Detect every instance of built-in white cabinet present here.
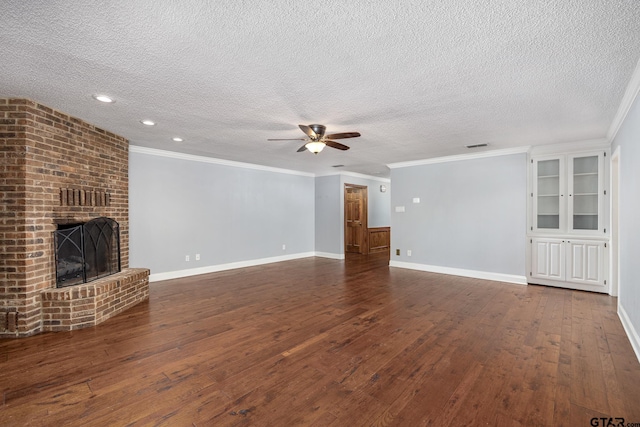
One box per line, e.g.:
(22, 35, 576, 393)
(532, 152, 605, 234)
(528, 148, 609, 293)
(531, 238, 606, 290)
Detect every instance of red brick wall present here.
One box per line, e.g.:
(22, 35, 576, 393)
(0, 99, 130, 336)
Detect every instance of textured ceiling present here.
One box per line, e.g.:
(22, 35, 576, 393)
(2, 1, 640, 177)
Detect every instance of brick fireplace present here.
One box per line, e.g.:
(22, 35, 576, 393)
(0, 99, 149, 337)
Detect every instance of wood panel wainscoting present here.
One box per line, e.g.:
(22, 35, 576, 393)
(368, 226, 390, 254)
(1, 253, 639, 426)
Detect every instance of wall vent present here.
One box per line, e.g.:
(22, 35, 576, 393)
(465, 143, 489, 149)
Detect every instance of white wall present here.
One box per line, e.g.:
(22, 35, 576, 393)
(389, 153, 527, 283)
(129, 148, 315, 279)
(611, 88, 640, 360)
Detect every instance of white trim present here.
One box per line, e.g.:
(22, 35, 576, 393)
(129, 145, 315, 177)
(618, 304, 640, 364)
(387, 146, 530, 169)
(389, 261, 528, 285)
(315, 171, 391, 183)
(608, 58, 640, 143)
(314, 252, 345, 260)
(610, 146, 621, 297)
(148, 252, 316, 282)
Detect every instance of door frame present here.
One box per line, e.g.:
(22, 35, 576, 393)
(611, 146, 620, 297)
(344, 183, 368, 255)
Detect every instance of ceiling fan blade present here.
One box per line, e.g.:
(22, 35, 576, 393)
(324, 140, 350, 151)
(299, 124, 318, 139)
(296, 144, 308, 152)
(324, 132, 361, 139)
(267, 138, 307, 141)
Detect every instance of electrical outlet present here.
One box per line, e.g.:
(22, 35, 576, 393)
(185, 255, 190, 262)
(195, 254, 200, 261)
(282, 244, 286, 250)
(407, 250, 412, 256)
(396, 249, 400, 256)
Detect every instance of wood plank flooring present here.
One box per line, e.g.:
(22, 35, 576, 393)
(1, 253, 640, 426)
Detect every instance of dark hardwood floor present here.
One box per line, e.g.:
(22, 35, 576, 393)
(1, 252, 639, 426)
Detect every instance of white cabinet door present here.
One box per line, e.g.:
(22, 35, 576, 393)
(531, 238, 565, 281)
(566, 240, 605, 286)
(532, 157, 565, 232)
(567, 153, 605, 234)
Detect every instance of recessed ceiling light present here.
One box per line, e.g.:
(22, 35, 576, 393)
(140, 120, 156, 126)
(172, 137, 183, 142)
(93, 94, 114, 103)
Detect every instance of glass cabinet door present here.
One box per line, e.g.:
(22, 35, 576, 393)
(570, 155, 601, 231)
(535, 158, 563, 230)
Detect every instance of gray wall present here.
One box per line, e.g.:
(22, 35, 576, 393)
(314, 175, 342, 255)
(390, 153, 527, 276)
(314, 174, 391, 256)
(612, 91, 640, 344)
(129, 150, 315, 274)
(340, 175, 391, 228)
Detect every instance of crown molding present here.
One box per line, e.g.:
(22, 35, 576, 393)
(528, 138, 609, 156)
(340, 171, 391, 183)
(608, 58, 640, 143)
(129, 145, 315, 177)
(387, 146, 530, 169)
(315, 171, 391, 183)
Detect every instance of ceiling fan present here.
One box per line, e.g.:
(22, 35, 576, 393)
(268, 124, 361, 154)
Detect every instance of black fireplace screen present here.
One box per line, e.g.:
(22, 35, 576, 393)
(55, 217, 121, 287)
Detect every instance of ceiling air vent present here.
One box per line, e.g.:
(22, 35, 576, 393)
(465, 143, 488, 149)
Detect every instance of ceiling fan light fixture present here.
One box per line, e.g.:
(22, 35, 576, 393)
(305, 141, 325, 154)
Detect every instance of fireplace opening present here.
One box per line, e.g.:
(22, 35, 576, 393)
(55, 217, 121, 288)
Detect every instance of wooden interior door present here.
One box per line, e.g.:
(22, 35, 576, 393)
(344, 184, 367, 254)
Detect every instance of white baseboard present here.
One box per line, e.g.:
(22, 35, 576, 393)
(148, 252, 316, 282)
(388, 261, 528, 285)
(314, 252, 345, 260)
(618, 303, 640, 364)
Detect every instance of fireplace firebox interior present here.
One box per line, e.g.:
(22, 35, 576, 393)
(55, 217, 121, 288)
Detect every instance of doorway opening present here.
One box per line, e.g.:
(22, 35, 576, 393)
(344, 184, 368, 255)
